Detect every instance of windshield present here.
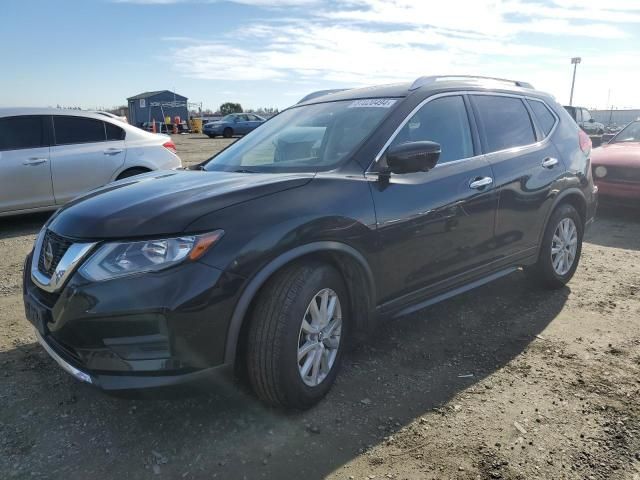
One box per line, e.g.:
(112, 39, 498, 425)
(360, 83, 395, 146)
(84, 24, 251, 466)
(611, 121, 640, 143)
(222, 115, 236, 122)
(204, 99, 397, 173)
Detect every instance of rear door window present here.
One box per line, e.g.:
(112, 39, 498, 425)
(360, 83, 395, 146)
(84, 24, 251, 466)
(0, 115, 47, 151)
(105, 122, 126, 141)
(527, 100, 557, 137)
(472, 95, 536, 153)
(390, 95, 474, 163)
(53, 116, 106, 145)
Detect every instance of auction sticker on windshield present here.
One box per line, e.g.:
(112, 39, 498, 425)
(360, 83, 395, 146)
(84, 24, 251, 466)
(348, 99, 397, 108)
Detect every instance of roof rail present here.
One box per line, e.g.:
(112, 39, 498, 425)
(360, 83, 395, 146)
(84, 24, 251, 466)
(297, 89, 351, 104)
(409, 75, 534, 91)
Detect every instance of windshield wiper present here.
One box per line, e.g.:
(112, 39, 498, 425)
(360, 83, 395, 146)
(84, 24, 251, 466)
(232, 169, 259, 173)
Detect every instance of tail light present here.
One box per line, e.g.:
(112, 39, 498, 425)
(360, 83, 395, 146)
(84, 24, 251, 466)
(162, 140, 177, 154)
(578, 129, 592, 156)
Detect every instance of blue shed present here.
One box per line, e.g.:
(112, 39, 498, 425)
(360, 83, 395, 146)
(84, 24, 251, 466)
(127, 90, 189, 127)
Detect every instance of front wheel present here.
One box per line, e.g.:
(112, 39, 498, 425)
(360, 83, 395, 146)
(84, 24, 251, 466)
(222, 127, 233, 138)
(527, 203, 583, 289)
(246, 262, 348, 409)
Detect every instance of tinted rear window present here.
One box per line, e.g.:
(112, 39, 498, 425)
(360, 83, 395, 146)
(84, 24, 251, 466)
(53, 116, 106, 145)
(0, 116, 47, 151)
(473, 96, 536, 153)
(528, 100, 556, 137)
(105, 122, 126, 141)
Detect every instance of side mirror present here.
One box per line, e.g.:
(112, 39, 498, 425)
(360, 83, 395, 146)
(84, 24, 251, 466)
(386, 141, 441, 174)
(588, 118, 595, 123)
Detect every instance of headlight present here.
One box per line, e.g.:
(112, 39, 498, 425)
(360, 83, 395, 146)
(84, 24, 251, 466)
(79, 230, 223, 282)
(594, 166, 607, 178)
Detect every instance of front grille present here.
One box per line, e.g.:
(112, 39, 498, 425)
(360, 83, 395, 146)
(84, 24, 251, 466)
(605, 166, 640, 183)
(38, 230, 73, 277)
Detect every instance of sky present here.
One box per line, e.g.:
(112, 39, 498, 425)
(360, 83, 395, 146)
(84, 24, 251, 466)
(2, 0, 640, 112)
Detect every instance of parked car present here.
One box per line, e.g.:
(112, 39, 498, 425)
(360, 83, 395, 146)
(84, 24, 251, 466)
(203, 113, 265, 138)
(563, 106, 605, 135)
(23, 76, 597, 409)
(591, 120, 640, 203)
(0, 108, 181, 217)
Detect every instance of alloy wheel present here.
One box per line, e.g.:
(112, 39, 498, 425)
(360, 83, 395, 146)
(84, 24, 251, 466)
(297, 288, 342, 387)
(551, 217, 578, 276)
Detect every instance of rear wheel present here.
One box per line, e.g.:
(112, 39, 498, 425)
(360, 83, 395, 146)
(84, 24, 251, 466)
(116, 167, 149, 180)
(527, 203, 583, 289)
(223, 127, 233, 138)
(246, 262, 348, 409)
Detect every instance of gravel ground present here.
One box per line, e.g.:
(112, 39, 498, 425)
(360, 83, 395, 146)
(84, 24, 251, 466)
(1, 135, 638, 479)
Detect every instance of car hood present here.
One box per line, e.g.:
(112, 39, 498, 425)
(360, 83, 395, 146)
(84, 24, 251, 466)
(48, 170, 314, 239)
(204, 121, 222, 127)
(591, 142, 640, 166)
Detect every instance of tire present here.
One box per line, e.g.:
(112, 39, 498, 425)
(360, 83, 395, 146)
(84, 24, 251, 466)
(116, 168, 149, 180)
(207, 134, 215, 138)
(246, 262, 348, 409)
(527, 203, 583, 289)
(222, 127, 233, 138)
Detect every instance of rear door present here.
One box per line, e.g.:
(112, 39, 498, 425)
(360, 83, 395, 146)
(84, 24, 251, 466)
(470, 94, 562, 261)
(0, 115, 54, 213)
(50, 115, 126, 204)
(247, 114, 263, 132)
(234, 114, 251, 134)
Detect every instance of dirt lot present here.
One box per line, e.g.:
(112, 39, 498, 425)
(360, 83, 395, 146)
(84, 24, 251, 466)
(1, 134, 639, 480)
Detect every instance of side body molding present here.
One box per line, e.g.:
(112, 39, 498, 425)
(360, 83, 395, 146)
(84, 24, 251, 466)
(223, 241, 376, 364)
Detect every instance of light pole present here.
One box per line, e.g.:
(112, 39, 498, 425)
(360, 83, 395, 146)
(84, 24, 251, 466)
(569, 57, 581, 106)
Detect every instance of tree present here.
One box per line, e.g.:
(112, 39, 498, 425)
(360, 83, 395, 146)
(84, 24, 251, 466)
(219, 102, 243, 115)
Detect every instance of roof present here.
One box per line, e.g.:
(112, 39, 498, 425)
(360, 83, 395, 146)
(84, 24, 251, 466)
(0, 107, 122, 120)
(127, 90, 187, 101)
(296, 75, 542, 106)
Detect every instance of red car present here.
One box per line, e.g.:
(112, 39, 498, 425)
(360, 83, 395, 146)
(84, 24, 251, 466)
(591, 120, 640, 204)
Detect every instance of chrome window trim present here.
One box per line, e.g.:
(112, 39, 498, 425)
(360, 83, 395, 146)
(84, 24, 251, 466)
(367, 90, 559, 174)
(31, 228, 96, 293)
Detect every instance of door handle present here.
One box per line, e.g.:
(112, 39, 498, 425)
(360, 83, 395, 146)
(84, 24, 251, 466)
(542, 157, 559, 169)
(469, 176, 493, 189)
(22, 157, 48, 166)
(104, 148, 123, 155)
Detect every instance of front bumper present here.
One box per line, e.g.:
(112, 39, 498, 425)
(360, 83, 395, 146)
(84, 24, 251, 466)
(23, 253, 244, 390)
(203, 126, 223, 135)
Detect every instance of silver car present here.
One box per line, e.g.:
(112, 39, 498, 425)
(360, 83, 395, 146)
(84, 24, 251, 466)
(0, 108, 182, 217)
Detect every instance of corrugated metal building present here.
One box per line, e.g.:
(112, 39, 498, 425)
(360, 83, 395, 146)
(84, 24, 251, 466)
(591, 109, 640, 127)
(127, 90, 188, 126)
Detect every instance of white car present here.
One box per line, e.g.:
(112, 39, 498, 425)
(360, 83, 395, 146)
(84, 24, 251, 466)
(0, 108, 182, 217)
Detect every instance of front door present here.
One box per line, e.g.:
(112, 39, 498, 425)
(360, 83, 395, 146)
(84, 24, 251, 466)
(0, 115, 54, 213)
(370, 94, 498, 306)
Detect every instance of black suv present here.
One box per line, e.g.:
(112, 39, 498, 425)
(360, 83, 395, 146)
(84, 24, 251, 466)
(24, 76, 598, 409)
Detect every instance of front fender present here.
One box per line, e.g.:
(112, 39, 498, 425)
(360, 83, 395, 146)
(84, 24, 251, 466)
(221, 241, 376, 364)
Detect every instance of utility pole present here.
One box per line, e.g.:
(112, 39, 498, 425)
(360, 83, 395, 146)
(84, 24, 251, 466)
(569, 57, 581, 106)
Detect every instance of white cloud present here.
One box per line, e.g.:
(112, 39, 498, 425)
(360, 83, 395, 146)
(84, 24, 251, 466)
(163, 0, 640, 107)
